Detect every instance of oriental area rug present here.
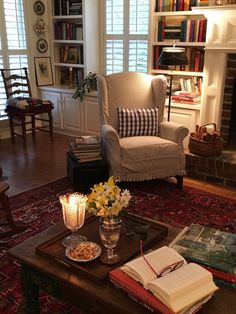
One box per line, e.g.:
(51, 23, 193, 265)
(0, 177, 235, 313)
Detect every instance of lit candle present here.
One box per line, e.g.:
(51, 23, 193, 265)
(60, 193, 87, 232)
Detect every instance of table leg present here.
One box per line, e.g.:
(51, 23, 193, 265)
(21, 264, 40, 314)
(21, 263, 63, 314)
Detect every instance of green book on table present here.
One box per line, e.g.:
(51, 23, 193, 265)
(169, 224, 236, 285)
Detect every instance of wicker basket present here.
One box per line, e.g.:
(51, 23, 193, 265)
(188, 123, 223, 157)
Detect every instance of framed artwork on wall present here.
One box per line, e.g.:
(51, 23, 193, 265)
(36, 38, 48, 53)
(34, 1, 45, 15)
(34, 57, 54, 86)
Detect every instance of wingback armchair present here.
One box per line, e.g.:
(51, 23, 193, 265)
(97, 72, 189, 188)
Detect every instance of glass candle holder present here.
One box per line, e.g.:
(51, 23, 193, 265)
(60, 192, 87, 247)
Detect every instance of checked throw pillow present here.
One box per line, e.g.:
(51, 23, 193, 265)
(117, 107, 159, 138)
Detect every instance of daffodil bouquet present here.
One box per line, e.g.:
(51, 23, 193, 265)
(86, 176, 131, 217)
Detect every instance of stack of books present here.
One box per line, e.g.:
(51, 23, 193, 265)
(171, 91, 201, 105)
(69, 135, 102, 163)
(110, 246, 219, 314)
(169, 224, 236, 288)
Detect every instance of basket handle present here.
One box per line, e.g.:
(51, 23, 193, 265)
(199, 123, 216, 132)
(195, 123, 217, 141)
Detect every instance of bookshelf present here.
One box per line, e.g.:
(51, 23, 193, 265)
(50, 0, 99, 87)
(149, 1, 208, 143)
(39, 0, 100, 137)
(52, 0, 84, 86)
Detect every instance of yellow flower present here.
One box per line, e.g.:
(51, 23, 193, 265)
(86, 176, 131, 217)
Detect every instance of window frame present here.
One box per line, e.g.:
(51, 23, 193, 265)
(0, 0, 29, 120)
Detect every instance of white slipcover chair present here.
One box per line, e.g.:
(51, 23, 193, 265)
(97, 72, 189, 188)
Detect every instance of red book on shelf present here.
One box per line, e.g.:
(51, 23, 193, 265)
(109, 268, 175, 314)
(194, 50, 201, 72)
(198, 20, 204, 42)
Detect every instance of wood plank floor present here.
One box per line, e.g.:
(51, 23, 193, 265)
(0, 132, 236, 199)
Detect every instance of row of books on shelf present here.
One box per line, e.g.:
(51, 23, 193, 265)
(109, 224, 236, 313)
(54, 22, 83, 40)
(54, 0, 82, 16)
(155, 0, 209, 12)
(59, 46, 83, 64)
(69, 136, 102, 162)
(178, 76, 202, 94)
(154, 46, 204, 72)
(157, 17, 207, 42)
(60, 67, 84, 86)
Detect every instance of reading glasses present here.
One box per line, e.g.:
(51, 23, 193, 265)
(159, 260, 184, 277)
(140, 240, 184, 277)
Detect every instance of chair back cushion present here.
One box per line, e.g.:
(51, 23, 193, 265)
(97, 72, 167, 131)
(117, 107, 159, 138)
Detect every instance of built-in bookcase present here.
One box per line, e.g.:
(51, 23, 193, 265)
(52, 0, 84, 87)
(150, 4, 207, 96)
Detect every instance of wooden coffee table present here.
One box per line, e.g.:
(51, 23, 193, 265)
(8, 217, 236, 314)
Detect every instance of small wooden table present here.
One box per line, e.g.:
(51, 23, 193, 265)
(8, 218, 235, 314)
(67, 151, 109, 193)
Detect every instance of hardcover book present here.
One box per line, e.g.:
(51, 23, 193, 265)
(169, 224, 236, 284)
(109, 246, 218, 314)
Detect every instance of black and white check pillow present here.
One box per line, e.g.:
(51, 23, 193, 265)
(117, 107, 159, 138)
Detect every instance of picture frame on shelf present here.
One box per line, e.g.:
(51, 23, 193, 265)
(64, 47, 78, 64)
(34, 57, 54, 86)
(34, 1, 45, 15)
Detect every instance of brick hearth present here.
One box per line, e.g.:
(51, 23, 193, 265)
(185, 150, 236, 188)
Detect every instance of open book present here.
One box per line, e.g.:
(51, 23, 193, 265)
(119, 246, 218, 313)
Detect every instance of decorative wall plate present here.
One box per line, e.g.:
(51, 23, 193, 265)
(34, 1, 45, 15)
(36, 38, 48, 53)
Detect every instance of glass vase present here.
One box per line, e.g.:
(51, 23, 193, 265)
(99, 216, 122, 265)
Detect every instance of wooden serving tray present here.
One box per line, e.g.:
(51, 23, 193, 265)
(36, 213, 168, 283)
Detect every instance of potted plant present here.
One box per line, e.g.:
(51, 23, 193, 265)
(73, 72, 97, 101)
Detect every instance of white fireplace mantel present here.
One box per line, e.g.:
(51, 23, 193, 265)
(192, 5, 236, 127)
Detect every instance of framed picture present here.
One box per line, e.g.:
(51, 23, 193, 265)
(36, 38, 48, 53)
(64, 47, 78, 64)
(34, 0, 45, 15)
(34, 57, 54, 86)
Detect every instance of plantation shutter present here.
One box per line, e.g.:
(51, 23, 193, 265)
(0, 0, 28, 120)
(103, 0, 149, 75)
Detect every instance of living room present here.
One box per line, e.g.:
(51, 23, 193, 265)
(0, 1, 236, 313)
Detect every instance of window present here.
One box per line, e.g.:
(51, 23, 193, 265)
(0, 0, 28, 119)
(103, 0, 149, 74)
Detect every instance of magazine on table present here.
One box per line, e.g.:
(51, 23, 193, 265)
(109, 246, 218, 314)
(169, 224, 236, 283)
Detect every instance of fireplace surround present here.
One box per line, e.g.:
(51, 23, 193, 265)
(186, 6, 236, 187)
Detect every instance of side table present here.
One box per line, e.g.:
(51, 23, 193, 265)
(67, 151, 109, 192)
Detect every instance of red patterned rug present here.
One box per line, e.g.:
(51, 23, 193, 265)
(0, 177, 235, 313)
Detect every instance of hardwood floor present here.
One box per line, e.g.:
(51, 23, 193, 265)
(0, 132, 74, 196)
(0, 132, 236, 199)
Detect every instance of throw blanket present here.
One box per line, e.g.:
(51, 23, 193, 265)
(7, 97, 43, 109)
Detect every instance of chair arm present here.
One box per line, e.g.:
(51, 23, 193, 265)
(159, 122, 189, 144)
(102, 125, 121, 172)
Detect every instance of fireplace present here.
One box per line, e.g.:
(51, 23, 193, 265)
(228, 76, 236, 147)
(221, 54, 236, 148)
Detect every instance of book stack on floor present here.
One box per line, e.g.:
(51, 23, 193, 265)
(109, 246, 218, 314)
(69, 135, 102, 163)
(169, 224, 236, 288)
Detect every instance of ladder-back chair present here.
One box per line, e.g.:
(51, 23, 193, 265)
(1, 67, 54, 147)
